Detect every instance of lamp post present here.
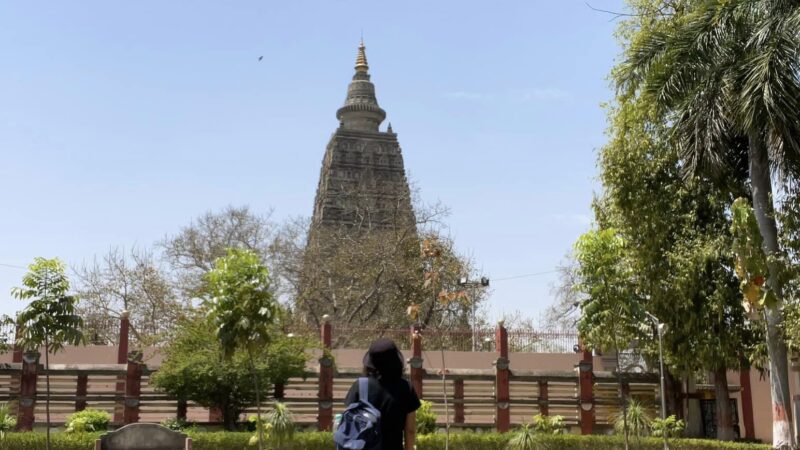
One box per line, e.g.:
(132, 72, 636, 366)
(457, 276, 490, 351)
(644, 311, 668, 450)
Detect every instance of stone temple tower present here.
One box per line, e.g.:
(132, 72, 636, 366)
(309, 41, 415, 236)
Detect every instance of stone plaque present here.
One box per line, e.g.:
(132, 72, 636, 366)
(98, 423, 188, 450)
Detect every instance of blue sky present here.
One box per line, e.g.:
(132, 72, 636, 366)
(0, 0, 627, 323)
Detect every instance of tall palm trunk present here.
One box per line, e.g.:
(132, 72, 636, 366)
(749, 135, 794, 449)
(713, 366, 734, 441)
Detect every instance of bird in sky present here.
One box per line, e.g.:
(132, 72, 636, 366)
(258, 56, 263, 61)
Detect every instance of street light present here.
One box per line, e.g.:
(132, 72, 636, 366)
(457, 276, 490, 351)
(644, 311, 668, 450)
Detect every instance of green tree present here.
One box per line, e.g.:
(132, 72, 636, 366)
(596, 88, 756, 440)
(151, 316, 309, 431)
(12, 258, 84, 450)
(618, 2, 800, 445)
(205, 248, 280, 450)
(574, 229, 640, 450)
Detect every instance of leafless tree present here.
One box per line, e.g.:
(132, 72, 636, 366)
(74, 247, 183, 345)
(159, 205, 278, 298)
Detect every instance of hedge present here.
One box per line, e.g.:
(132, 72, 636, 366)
(0, 431, 771, 450)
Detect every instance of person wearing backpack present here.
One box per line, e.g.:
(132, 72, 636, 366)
(337, 338, 421, 450)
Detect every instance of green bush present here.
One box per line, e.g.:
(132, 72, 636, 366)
(416, 400, 438, 434)
(0, 404, 17, 439)
(531, 414, 566, 435)
(611, 399, 652, 437)
(0, 431, 771, 450)
(160, 417, 195, 432)
(651, 415, 685, 438)
(64, 409, 110, 433)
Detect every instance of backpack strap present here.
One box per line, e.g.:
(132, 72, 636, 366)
(359, 377, 369, 404)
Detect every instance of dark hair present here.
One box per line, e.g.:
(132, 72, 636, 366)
(362, 339, 405, 380)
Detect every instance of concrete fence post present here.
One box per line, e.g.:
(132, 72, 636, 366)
(17, 351, 39, 431)
(494, 320, 510, 432)
(409, 325, 424, 398)
(577, 340, 594, 435)
(114, 311, 130, 423)
(75, 373, 88, 412)
(318, 315, 334, 431)
(123, 351, 143, 424)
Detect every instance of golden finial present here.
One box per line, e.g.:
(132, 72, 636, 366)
(355, 40, 369, 73)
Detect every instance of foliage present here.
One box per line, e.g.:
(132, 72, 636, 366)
(160, 417, 194, 431)
(206, 248, 280, 358)
(0, 431, 772, 450)
(531, 414, 566, 435)
(265, 402, 295, 449)
(12, 258, 85, 354)
(416, 400, 437, 435)
(0, 404, 16, 439)
(574, 229, 640, 354)
(731, 199, 778, 312)
(64, 410, 110, 434)
(247, 416, 272, 448)
(506, 423, 536, 450)
(617, 1, 800, 444)
(150, 315, 310, 430)
(205, 248, 281, 450)
(13, 257, 85, 450)
(612, 399, 652, 437)
(651, 415, 685, 439)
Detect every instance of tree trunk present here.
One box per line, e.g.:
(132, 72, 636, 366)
(713, 366, 735, 441)
(749, 134, 794, 449)
(615, 345, 630, 450)
(665, 369, 682, 419)
(222, 405, 238, 431)
(248, 351, 265, 450)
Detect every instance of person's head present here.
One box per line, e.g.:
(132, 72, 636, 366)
(363, 338, 405, 380)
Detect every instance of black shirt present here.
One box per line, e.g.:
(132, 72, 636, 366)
(344, 376, 421, 450)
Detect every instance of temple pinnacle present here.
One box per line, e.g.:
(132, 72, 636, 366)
(355, 40, 369, 73)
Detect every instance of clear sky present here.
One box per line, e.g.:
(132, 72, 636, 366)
(0, 0, 627, 324)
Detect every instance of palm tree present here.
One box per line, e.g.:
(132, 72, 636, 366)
(618, 1, 800, 448)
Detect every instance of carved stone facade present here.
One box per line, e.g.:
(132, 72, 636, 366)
(309, 42, 415, 237)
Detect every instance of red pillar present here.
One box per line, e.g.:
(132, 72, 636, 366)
(114, 311, 130, 423)
(123, 351, 142, 424)
(495, 320, 510, 432)
(17, 351, 39, 431)
(538, 381, 549, 416)
(577, 341, 594, 435)
(740, 368, 755, 440)
(75, 373, 88, 412)
(10, 326, 23, 418)
(409, 325, 424, 398)
(453, 378, 465, 424)
(318, 315, 334, 431)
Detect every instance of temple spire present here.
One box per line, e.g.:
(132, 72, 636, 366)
(336, 40, 386, 132)
(355, 39, 369, 73)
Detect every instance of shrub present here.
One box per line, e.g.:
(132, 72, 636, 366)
(0, 404, 16, 439)
(416, 400, 437, 434)
(611, 399, 652, 437)
(507, 423, 535, 450)
(0, 431, 772, 450)
(531, 414, 566, 435)
(160, 417, 195, 432)
(64, 409, 110, 433)
(651, 415, 685, 438)
(267, 402, 295, 449)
